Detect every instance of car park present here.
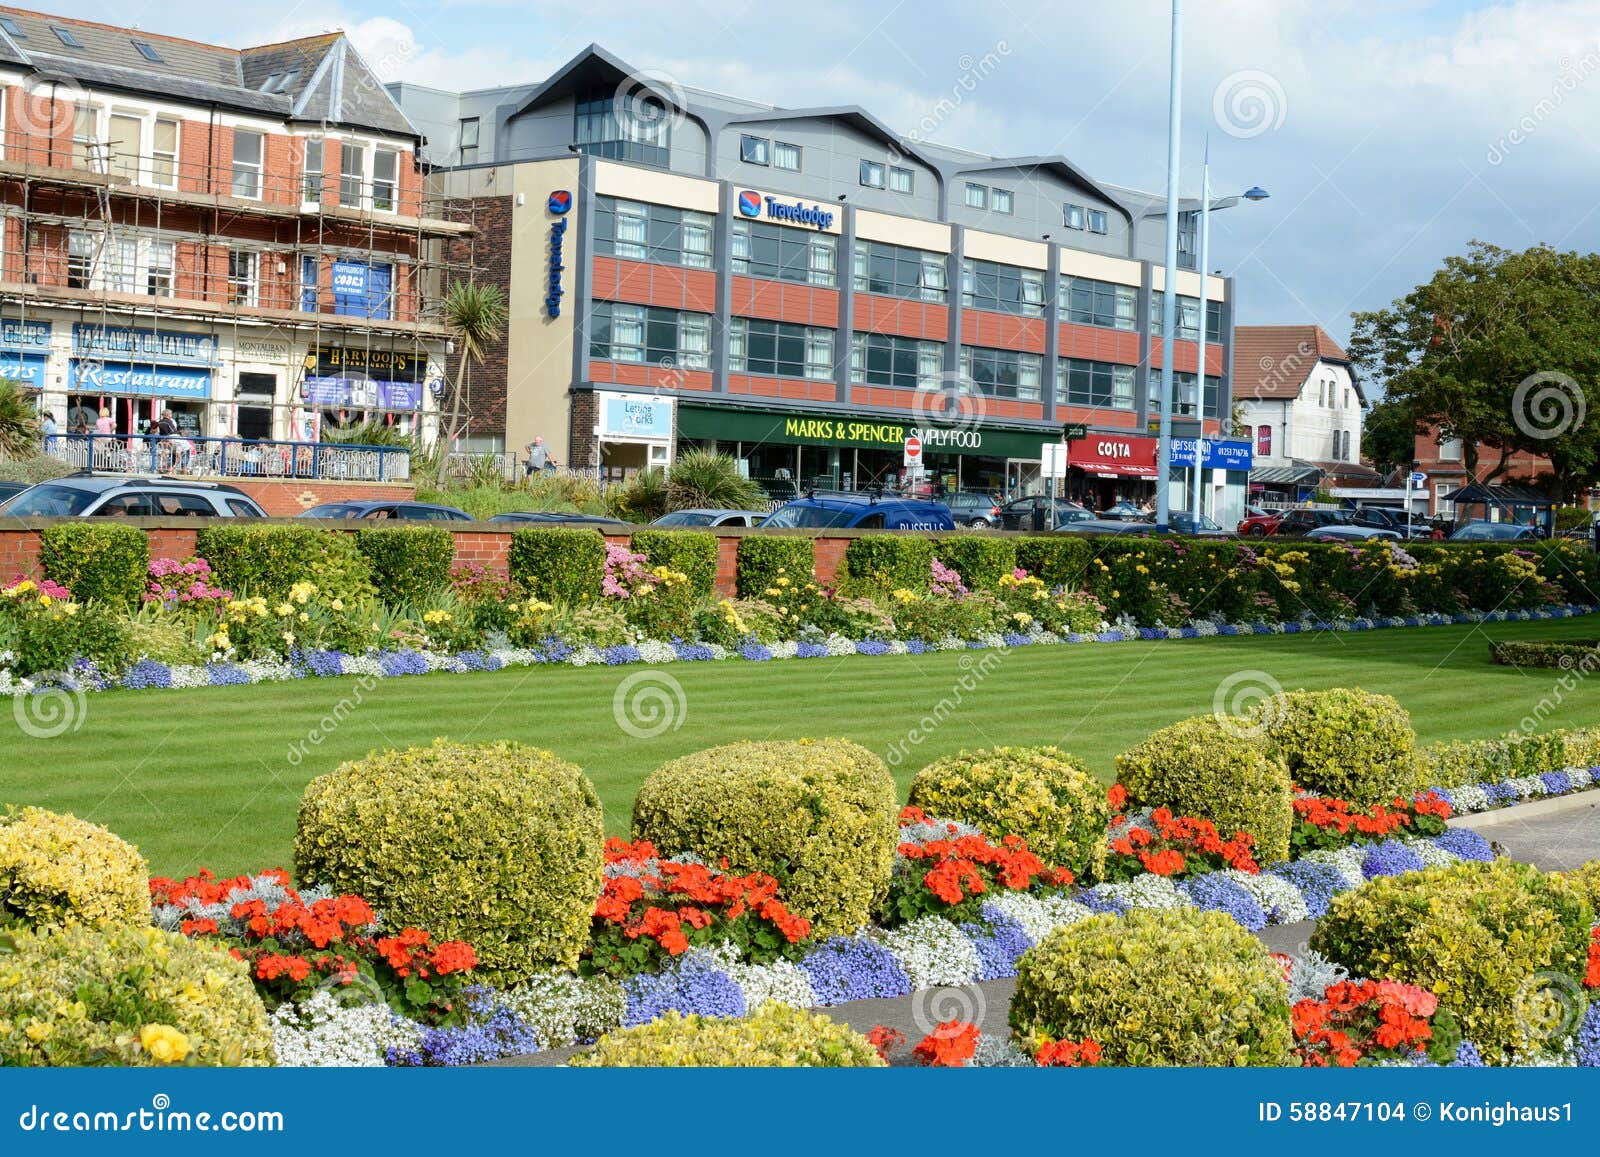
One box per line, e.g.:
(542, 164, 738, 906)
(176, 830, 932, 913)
(650, 509, 768, 528)
(299, 500, 473, 521)
(762, 491, 955, 531)
(0, 475, 266, 518)
(944, 491, 1003, 528)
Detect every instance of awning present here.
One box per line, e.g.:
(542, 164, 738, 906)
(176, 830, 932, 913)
(1068, 433, 1158, 478)
(1441, 482, 1555, 508)
(1251, 463, 1323, 487)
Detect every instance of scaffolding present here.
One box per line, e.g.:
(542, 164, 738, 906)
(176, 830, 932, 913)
(0, 125, 484, 442)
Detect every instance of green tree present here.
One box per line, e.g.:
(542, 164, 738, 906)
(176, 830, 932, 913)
(0, 379, 41, 456)
(1361, 396, 1421, 475)
(436, 281, 510, 487)
(1348, 242, 1600, 500)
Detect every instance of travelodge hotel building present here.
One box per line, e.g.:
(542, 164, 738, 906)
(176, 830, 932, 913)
(393, 46, 1252, 515)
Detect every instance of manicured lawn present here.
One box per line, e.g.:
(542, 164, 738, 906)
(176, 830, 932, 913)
(4, 616, 1598, 877)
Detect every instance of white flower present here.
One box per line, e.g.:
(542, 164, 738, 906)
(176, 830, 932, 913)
(1214, 868, 1309, 926)
(985, 891, 1092, 946)
(881, 916, 981, 989)
(271, 991, 420, 1067)
(1299, 846, 1367, 891)
(1091, 875, 1190, 911)
(495, 973, 626, 1049)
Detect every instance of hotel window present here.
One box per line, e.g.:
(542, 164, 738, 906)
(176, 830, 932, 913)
(574, 92, 670, 167)
(992, 188, 1014, 214)
(1438, 435, 1463, 462)
(965, 183, 988, 209)
(339, 142, 365, 207)
(66, 231, 97, 288)
(1063, 203, 1086, 230)
(740, 134, 770, 165)
(1058, 358, 1136, 410)
(888, 165, 914, 193)
(1146, 371, 1219, 418)
(145, 241, 174, 297)
(152, 118, 178, 188)
(774, 141, 801, 171)
(1153, 294, 1217, 341)
(589, 301, 712, 369)
(852, 239, 947, 303)
(1177, 210, 1199, 269)
(961, 258, 1045, 317)
(71, 105, 98, 170)
(859, 159, 885, 188)
(1087, 209, 1109, 234)
(962, 346, 1041, 402)
(228, 250, 259, 307)
(594, 196, 713, 268)
(1062, 276, 1136, 330)
(232, 130, 263, 199)
(851, 332, 943, 390)
(301, 138, 324, 204)
(732, 218, 835, 286)
(372, 149, 398, 212)
(458, 117, 479, 165)
(729, 318, 835, 379)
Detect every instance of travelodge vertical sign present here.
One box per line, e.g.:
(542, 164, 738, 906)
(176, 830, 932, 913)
(546, 189, 572, 318)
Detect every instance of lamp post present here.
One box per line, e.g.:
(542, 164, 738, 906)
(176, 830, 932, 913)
(1154, 0, 1184, 533)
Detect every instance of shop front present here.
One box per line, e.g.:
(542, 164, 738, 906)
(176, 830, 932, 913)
(67, 323, 215, 436)
(1173, 436, 1255, 527)
(0, 319, 51, 394)
(595, 391, 675, 477)
(676, 403, 1052, 500)
(302, 345, 435, 439)
(1065, 433, 1159, 511)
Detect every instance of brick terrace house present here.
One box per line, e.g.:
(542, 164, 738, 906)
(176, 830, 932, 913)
(0, 6, 463, 456)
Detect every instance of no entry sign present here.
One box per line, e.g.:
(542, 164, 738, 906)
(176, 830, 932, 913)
(903, 435, 923, 469)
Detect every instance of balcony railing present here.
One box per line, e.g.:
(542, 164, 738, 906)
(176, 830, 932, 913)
(43, 434, 410, 483)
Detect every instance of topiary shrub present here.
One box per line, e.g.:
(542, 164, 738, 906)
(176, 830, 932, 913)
(570, 1002, 884, 1067)
(1310, 859, 1594, 1060)
(933, 535, 1016, 592)
(1114, 715, 1294, 863)
(195, 525, 374, 603)
(842, 534, 935, 594)
(507, 527, 605, 604)
(37, 523, 148, 607)
(0, 923, 273, 1066)
(1010, 908, 1294, 1066)
(630, 529, 719, 599)
(736, 535, 815, 597)
(355, 526, 456, 606)
(0, 807, 149, 930)
(632, 739, 898, 938)
(295, 739, 605, 985)
(1015, 535, 1092, 591)
(1257, 688, 1421, 804)
(908, 746, 1109, 880)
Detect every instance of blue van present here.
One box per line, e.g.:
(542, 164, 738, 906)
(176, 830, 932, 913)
(762, 491, 955, 531)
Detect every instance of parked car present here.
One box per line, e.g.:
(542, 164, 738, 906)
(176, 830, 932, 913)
(1098, 500, 1147, 521)
(1449, 520, 1541, 542)
(487, 511, 628, 527)
(762, 492, 955, 531)
(944, 491, 1003, 528)
(0, 481, 31, 507)
(1, 475, 266, 518)
(1305, 524, 1402, 542)
(300, 500, 472, 521)
(1270, 508, 1352, 537)
(1135, 511, 1231, 537)
(997, 495, 1095, 531)
(1347, 506, 1427, 538)
(1237, 507, 1284, 537)
(650, 509, 767, 528)
(1055, 518, 1160, 537)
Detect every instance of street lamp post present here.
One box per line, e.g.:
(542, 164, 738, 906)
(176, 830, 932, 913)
(1155, 0, 1184, 533)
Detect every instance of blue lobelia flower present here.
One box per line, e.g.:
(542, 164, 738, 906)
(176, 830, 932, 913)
(1180, 873, 1268, 931)
(205, 662, 252, 686)
(854, 640, 891, 656)
(622, 954, 746, 1026)
(1266, 860, 1346, 920)
(800, 937, 911, 1005)
(1430, 828, 1494, 863)
(379, 649, 429, 677)
(119, 658, 173, 690)
(1360, 839, 1426, 879)
(601, 644, 641, 666)
(961, 906, 1034, 981)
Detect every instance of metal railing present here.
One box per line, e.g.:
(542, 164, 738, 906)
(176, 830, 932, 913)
(43, 433, 410, 482)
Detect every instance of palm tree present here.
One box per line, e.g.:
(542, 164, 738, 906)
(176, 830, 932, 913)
(436, 281, 509, 486)
(0, 379, 40, 457)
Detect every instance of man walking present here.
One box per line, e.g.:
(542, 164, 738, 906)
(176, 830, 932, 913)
(525, 435, 549, 477)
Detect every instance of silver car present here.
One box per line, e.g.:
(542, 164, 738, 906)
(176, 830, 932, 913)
(1, 475, 267, 518)
(650, 508, 768, 528)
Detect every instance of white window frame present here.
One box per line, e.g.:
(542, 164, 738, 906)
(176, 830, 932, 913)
(301, 137, 324, 206)
(152, 116, 178, 188)
(339, 141, 365, 208)
(965, 182, 988, 209)
(372, 148, 398, 213)
(991, 187, 1014, 214)
(145, 240, 174, 297)
(72, 104, 101, 172)
(227, 248, 259, 307)
(232, 129, 263, 200)
(105, 110, 142, 183)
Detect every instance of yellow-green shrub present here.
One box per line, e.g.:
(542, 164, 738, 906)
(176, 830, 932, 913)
(908, 746, 1108, 880)
(570, 1002, 884, 1067)
(1559, 859, 1600, 912)
(0, 923, 272, 1066)
(1310, 859, 1593, 1060)
(1113, 715, 1293, 863)
(1258, 688, 1421, 804)
(1010, 908, 1293, 1066)
(632, 739, 898, 937)
(0, 807, 149, 930)
(295, 739, 605, 985)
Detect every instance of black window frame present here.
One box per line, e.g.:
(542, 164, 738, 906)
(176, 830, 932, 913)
(739, 134, 770, 166)
(731, 217, 836, 286)
(962, 257, 1044, 317)
(962, 345, 1041, 402)
(593, 195, 714, 269)
(1061, 276, 1137, 330)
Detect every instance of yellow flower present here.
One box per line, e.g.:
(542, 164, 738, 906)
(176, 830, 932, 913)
(275, 602, 294, 618)
(37, 594, 51, 607)
(24, 1020, 51, 1043)
(139, 1024, 190, 1064)
(330, 598, 344, 612)
(298, 612, 310, 623)
(289, 581, 317, 605)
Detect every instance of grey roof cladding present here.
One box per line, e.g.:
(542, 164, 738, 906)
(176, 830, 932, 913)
(0, 7, 416, 137)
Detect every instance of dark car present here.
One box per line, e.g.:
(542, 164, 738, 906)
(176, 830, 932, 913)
(300, 500, 472, 521)
(1055, 518, 1160, 537)
(1, 475, 266, 518)
(1136, 511, 1230, 537)
(1270, 508, 1351, 537)
(1449, 520, 1541, 542)
(0, 480, 32, 506)
(764, 492, 954, 531)
(997, 496, 1095, 531)
(487, 511, 628, 527)
(1098, 500, 1147, 521)
(944, 491, 1002, 528)
(1349, 506, 1426, 538)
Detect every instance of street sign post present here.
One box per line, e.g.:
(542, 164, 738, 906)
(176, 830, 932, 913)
(903, 435, 922, 470)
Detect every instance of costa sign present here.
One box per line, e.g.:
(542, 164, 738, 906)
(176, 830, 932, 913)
(1068, 434, 1158, 478)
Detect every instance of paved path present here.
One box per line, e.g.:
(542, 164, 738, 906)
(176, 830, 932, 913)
(497, 795, 1599, 1066)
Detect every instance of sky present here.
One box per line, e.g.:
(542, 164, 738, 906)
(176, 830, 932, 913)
(38, 0, 1600, 350)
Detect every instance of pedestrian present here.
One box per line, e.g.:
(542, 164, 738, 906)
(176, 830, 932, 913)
(94, 407, 114, 435)
(157, 410, 177, 437)
(39, 411, 57, 439)
(524, 435, 548, 477)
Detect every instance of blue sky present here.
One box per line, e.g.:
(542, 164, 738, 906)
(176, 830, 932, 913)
(41, 0, 1600, 347)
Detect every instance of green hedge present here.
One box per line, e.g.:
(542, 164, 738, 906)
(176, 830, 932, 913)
(1014, 535, 1093, 590)
(1415, 727, 1600, 789)
(507, 527, 606, 604)
(933, 535, 1016, 591)
(842, 535, 934, 593)
(354, 526, 456, 607)
(630, 529, 719, 599)
(736, 536, 815, 598)
(194, 525, 374, 603)
(1489, 639, 1600, 670)
(38, 524, 148, 607)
